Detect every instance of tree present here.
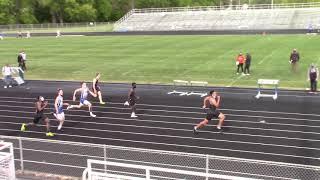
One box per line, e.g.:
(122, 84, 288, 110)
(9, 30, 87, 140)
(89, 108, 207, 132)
(95, 0, 112, 21)
(0, 0, 16, 24)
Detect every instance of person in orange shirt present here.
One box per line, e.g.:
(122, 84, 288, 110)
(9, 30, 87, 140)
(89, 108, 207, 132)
(236, 52, 245, 75)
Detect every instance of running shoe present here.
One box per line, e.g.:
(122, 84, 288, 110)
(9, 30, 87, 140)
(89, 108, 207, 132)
(46, 132, 55, 137)
(90, 112, 96, 117)
(66, 105, 72, 110)
(131, 113, 137, 118)
(193, 127, 198, 135)
(20, 123, 26, 132)
(100, 102, 106, 105)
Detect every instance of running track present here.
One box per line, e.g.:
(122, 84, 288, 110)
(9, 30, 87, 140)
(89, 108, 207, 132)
(0, 80, 320, 174)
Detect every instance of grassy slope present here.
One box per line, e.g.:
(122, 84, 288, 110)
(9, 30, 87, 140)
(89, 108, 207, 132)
(0, 35, 318, 89)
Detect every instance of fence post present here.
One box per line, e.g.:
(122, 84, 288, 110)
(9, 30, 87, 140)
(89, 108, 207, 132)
(146, 168, 150, 180)
(206, 154, 209, 180)
(19, 137, 24, 172)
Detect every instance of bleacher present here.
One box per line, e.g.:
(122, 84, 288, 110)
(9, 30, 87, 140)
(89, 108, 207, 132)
(114, 3, 320, 31)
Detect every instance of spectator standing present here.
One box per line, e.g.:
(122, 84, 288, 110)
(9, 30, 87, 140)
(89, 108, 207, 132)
(244, 53, 251, 75)
(236, 52, 245, 75)
(307, 64, 319, 93)
(290, 49, 300, 72)
(26, 31, 31, 38)
(18, 50, 27, 71)
(2, 64, 13, 88)
(56, 30, 61, 38)
(17, 31, 22, 38)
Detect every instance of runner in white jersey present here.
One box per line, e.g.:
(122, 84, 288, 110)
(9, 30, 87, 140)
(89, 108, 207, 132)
(52, 89, 69, 131)
(67, 82, 96, 117)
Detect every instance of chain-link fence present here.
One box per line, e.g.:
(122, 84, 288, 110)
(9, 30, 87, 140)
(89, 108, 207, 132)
(0, 135, 319, 179)
(0, 22, 114, 33)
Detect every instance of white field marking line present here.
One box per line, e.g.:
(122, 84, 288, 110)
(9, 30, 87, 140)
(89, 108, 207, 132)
(3, 113, 320, 143)
(4, 116, 320, 150)
(3, 107, 320, 136)
(1, 99, 320, 124)
(3, 128, 320, 161)
(227, 74, 244, 87)
(258, 50, 277, 65)
(1, 96, 320, 117)
(3, 103, 320, 129)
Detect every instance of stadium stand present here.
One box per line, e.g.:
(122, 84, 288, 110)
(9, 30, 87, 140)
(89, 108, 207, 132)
(114, 3, 320, 31)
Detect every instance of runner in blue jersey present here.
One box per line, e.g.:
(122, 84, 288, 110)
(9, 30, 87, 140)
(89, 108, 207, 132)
(53, 89, 69, 131)
(67, 82, 96, 117)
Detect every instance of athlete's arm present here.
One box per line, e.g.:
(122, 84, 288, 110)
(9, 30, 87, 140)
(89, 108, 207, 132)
(92, 78, 96, 92)
(216, 96, 221, 107)
(54, 97, 59, 114)
(73, 88, 81, 101)
(128, 89, 132, 101)
(209, 97, 220, 108)
(36, 101, 47, 111)
(203, 97, 208, 108)
(88, 89, 95, 97)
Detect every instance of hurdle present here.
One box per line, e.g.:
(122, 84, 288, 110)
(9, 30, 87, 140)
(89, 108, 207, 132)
(187, 81, 208, 97)
(255, 79, 279, 100)
(167, 80, 189, 96)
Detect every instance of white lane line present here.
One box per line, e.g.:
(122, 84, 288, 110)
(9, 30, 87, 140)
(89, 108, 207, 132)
(0, 95, 319, 117)
(1, 99, 320, 125)
(7, 120, 320, 152)
(2, 103, 320, 129)
(3, 107, 320, 136)
(2, 113, 320, 143)
(258, 50, 276, 65)
(1, 128, 319, 161)
(3, 118, 320, 151)
(227, 74, 245, 87)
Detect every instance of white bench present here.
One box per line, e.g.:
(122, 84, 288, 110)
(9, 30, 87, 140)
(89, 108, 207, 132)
(255, 79, 279, 100)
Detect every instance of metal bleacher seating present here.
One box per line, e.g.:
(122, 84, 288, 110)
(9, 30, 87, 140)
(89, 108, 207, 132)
(114, 2, 320, 31)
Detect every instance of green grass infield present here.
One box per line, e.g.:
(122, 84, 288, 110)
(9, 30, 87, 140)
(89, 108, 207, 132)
(0, 35, 318, 89)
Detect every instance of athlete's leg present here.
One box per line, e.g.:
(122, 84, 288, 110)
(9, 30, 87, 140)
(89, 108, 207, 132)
(85, 101, 96, 117)
(56, 113, 65, 130)
(217, 113, 225, 130)
(98, 91, 105, 104)
(195, 119, 209, 129)
(130, 104, 137, 118)
(44, 117, 50, 132)
(68, 103, 83, 109)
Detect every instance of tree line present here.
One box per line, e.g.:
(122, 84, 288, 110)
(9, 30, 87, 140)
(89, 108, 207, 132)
(0, 0, 316, 25)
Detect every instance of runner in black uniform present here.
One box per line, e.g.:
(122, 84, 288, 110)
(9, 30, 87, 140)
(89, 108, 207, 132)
(20, 96, 55, 137)
(92, 73, 105, 104)
(124, 82, 138, 118)
(193, 90, 225, 134)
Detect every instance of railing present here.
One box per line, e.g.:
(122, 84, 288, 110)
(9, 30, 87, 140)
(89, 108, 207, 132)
(132, 2, 320, 14)
(0, 135, 319, 179)
(0, 22, 114, 33)
(83, 159, 259, 180)
(115, 9, 135, 25)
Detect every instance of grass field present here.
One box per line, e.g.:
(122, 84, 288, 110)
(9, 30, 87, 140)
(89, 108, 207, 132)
(0, 35, 319, 89)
